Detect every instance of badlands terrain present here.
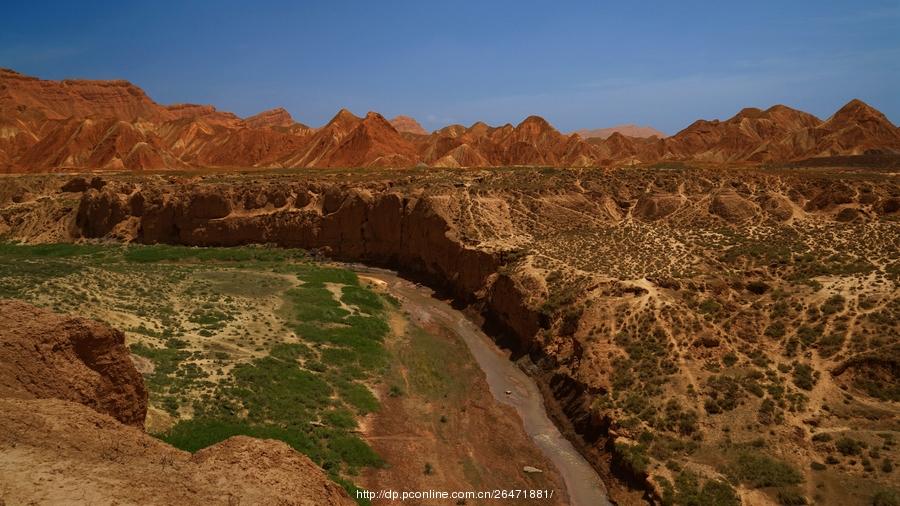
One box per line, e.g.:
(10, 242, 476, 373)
(1, 164, 898, 506)
(2, 68, 900, 172)
(0, 67, 899, 506)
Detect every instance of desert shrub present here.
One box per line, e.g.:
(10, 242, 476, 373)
(672, 471, 740, 506)
(758, 397, 782, 425)
(777, 488, 808, 505)
(797, 325, 824, 347)
(699, 299, 722, 315)
(705, 375, 742, 414)
(817, 332, 845, 358)
(821, 294, 846, 315)
(872, 489, 900, 506)
(746, 281, 770, 295)
(765, 321, 786, 339)
(792, 363, 817, 391)
(836, 437, 864, 456)
(727, 451, 803, 488)
(615, 442, 650, 475)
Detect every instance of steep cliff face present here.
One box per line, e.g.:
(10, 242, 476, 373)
(76, 180, 500, 302)
(0, 299, 148, 426)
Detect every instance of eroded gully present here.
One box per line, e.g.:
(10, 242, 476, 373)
(353, 266, 610, 506)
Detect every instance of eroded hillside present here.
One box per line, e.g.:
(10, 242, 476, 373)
(1, 166, 898, 505)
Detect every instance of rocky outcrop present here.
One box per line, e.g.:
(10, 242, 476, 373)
(633, 192, 685, 221)
(0, 398, 354, 505)
(0, 299, 148, 426)
(0, 300, 355, 505)
(709, 189, 759, 222)
(389, 115, 428, 135)
(77, 182, 499, 301)
(243, 107, 297, 129)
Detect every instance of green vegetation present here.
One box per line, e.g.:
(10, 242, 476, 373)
(615, 442, 650, 475)
(872, 489, 900, 506)
(726, 451, 803, 488)
(836, 437, 865, 456)
(0, 242, 391, 502)
(658, 471, 740, 506)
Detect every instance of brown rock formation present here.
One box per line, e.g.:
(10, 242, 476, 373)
(573, 123, 665, 139)
(663, 105, 822, 162)
(0, 299, 354, 505)
(709, 189, 759, 222)
(3, 168, 899, 505)
(2, 68, 899, 171)
(0, 299, 147, 426)
(243, 107, 298, 129)
(0, 398, 353, 505)
(389, 114, 428, 135)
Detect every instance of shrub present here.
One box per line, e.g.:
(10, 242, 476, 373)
(872, 489, 900, 506)
(746, 281, 770, 295)
(615, 442, 650, 475)
(821, 294, 846, 315)
(765, 321, 786, 339)
(792, 363, 816, 391)
(777, 488, 808, 505)
(672, 471, 739, 506)
(836, 437, 864, 456)
(727, 452, 803, 488)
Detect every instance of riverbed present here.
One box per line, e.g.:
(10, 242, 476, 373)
(355, 267, 609, 506)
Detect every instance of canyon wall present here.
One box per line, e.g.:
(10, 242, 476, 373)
(6, 168, 899, 504)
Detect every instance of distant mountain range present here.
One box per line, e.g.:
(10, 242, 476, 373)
(572, 124, 666, 139)
(2, 68, 899, 172)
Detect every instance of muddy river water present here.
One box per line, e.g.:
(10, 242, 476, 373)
(354, 266, 610, 506)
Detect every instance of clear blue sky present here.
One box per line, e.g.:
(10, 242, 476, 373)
(2, 1, 898, 134)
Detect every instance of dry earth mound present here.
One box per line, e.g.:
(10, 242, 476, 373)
(0, 298, 147, 426)
(0, 398, 353, 505)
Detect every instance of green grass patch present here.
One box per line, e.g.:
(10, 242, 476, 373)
(726, 451, 803, 488)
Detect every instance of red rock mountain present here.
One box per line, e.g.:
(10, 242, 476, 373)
(389, 115, 428, 135)
(2, 68, 899, 171)
(573, 124, 665, 139)
(243, 107, 298, 129)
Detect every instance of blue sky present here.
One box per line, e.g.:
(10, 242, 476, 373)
(2, 1, 898, 134)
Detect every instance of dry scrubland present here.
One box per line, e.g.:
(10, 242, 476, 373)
(0, 244, 394, 499)
(0, 243, 564, 505)
(0, 164, 898, 505)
